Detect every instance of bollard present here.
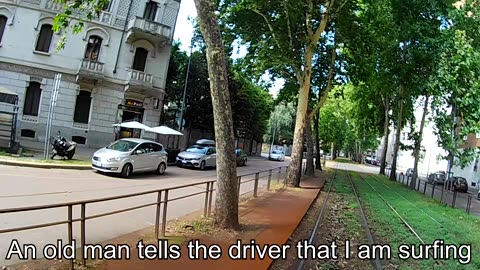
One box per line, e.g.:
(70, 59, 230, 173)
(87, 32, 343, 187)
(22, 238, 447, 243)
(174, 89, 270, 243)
(417, 179, 421, 191)
(431, 184, 435, 198)
(277, 167, 282, 183)
(423, 181, 427, 194)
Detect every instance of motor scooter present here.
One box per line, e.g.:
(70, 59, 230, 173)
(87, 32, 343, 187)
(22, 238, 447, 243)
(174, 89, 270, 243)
(50, 131, 77, 159)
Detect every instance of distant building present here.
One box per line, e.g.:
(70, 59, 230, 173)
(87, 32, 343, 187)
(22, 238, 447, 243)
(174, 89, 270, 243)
(376, 99, 448, 177)
(376, 98, 480, 188)
(0, 0, 180, 149)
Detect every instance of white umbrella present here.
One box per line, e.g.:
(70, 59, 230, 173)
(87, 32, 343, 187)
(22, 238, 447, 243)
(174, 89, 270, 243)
(146, 126, 183, 135)
(113, 121, 150, 130)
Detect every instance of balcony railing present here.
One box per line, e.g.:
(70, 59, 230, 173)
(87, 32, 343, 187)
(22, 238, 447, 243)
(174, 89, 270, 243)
(79, 59, 104, 74)
(127, 17, 172, 40)
(43, 1, 111, 25)
(44, 0, 63, 12)
(94, 11, 112, 24)
(128, 69, 153, 84)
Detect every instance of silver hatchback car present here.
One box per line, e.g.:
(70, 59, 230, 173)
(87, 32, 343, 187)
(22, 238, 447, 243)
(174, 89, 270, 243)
(92, 138, 168, 178)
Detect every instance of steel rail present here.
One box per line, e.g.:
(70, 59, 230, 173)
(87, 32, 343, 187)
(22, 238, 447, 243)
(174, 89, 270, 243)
(345, 169, 384, 270)
(296, 165, 339, 270)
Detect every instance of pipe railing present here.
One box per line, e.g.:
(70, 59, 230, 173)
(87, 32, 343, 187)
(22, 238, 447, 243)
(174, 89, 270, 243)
(0, 165, 290, 269)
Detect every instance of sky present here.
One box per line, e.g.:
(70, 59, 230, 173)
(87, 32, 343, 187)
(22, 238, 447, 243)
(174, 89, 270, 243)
(172, 0, 285, 98)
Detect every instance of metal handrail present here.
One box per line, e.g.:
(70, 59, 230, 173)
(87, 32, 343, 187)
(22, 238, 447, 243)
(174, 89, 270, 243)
(0, 165, 289, 269)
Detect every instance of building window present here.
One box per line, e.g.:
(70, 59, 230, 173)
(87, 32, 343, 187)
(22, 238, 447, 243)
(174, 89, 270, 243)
(20, 129, 36, 138)
(84, 36, 102, 61)
(132, 48, 148, 72)
(23, 82, 42, 116)
(72, 136, 87, 144)
(35, 24, 53, 53)
(0, 15, 7, 44)
(143, 1, 158, 21)
(73, 90, 92, 124)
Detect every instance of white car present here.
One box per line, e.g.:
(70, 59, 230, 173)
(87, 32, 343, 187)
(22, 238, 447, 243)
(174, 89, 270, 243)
(269, 150, 285, 161)
(92, 138, 168, 178)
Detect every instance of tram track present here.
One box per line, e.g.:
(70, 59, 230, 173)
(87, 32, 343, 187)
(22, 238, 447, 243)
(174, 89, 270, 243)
(296, 165, 384, 270)
(355, 172, 450, 269)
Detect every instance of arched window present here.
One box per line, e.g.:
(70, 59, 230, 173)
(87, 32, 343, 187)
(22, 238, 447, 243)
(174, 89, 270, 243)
(73, 90, 92, 124)
(84, 36, 103, 61)
(35, 24, 53, 52)
(23, 82, 42, 116)
(143, 1, 158, 21)
(132, 48, 148, 72)
(0, 16, 7, 43)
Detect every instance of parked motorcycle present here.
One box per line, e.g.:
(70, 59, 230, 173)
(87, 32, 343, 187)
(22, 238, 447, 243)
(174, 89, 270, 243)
(50, 131, 77, 159)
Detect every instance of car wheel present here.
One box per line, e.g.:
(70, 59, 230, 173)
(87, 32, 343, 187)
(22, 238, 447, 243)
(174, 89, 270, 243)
(157, 162, 166, 175)
(243, 158, 247, 166)
(121, 163, 132, 178)
(200, 161, 206, 170)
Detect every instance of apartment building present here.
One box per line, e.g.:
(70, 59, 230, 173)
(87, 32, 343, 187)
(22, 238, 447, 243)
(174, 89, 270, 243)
(0, 0, 179, 149)
(377, 98, 480, 188)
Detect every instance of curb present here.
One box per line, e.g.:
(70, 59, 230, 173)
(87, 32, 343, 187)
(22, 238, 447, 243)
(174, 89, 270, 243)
(0, 159, 92, 170)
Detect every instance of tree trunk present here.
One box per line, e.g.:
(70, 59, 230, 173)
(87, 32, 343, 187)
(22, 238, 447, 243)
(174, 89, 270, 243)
(193, 0, 239, 230)
(332, 143, 337, 160)
(286, 82, 311, 187)
(390, 89, 404, 181)
(410, 95, 429, 190)
(314, 111, 322, 170)
(380, 97, 390, 175)
(305, 116, 315, 176)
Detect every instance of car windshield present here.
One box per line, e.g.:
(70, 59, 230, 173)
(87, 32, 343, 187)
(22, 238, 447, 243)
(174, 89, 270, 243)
(186, 146, 207, 154)
(106, 140, 139, 152)
(272, 150, 283, 154)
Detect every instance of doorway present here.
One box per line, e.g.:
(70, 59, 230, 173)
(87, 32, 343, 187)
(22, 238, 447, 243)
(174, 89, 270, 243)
(120, 108, 144, 138)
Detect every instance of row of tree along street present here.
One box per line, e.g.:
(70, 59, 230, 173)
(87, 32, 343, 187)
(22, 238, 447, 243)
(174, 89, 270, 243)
(52, 0, 480, 230)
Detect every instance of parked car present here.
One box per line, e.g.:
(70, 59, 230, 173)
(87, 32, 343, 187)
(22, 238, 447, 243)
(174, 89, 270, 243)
(406, 168, 414, 177)
(235, 149, 248, 166)
(365, 155, 372, 164)
(371, 157, 381, 166)
(269, 149, 285, 161)
(445, 177, 468, 193)
(176, 143, 216, 170)
(91, 138, 168, 178)
(427, 171, 446, 185)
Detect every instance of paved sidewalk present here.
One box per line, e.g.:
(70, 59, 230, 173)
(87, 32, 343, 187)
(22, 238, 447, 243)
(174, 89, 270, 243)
(102, 177, 324, 270)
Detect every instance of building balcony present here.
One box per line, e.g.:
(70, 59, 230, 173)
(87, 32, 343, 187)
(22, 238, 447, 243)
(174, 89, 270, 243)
(43, 1, 112, 25)
(125, 17, 172, 46)
(126, 69, 153, 89)
(44, 0, 63, 12)
(76, 59, 105, 84)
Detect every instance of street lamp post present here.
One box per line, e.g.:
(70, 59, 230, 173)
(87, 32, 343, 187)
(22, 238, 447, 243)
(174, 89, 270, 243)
(269, 121, 277, 159)
(178, 37, 194, 132)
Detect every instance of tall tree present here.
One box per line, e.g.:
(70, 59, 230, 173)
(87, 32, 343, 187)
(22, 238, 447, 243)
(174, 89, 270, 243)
(220, 0, 354, 186)
(193, 0, 239, 229)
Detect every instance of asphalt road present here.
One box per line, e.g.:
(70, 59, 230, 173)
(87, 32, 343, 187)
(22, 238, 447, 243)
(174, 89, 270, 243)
(0, 157, 289, 266)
